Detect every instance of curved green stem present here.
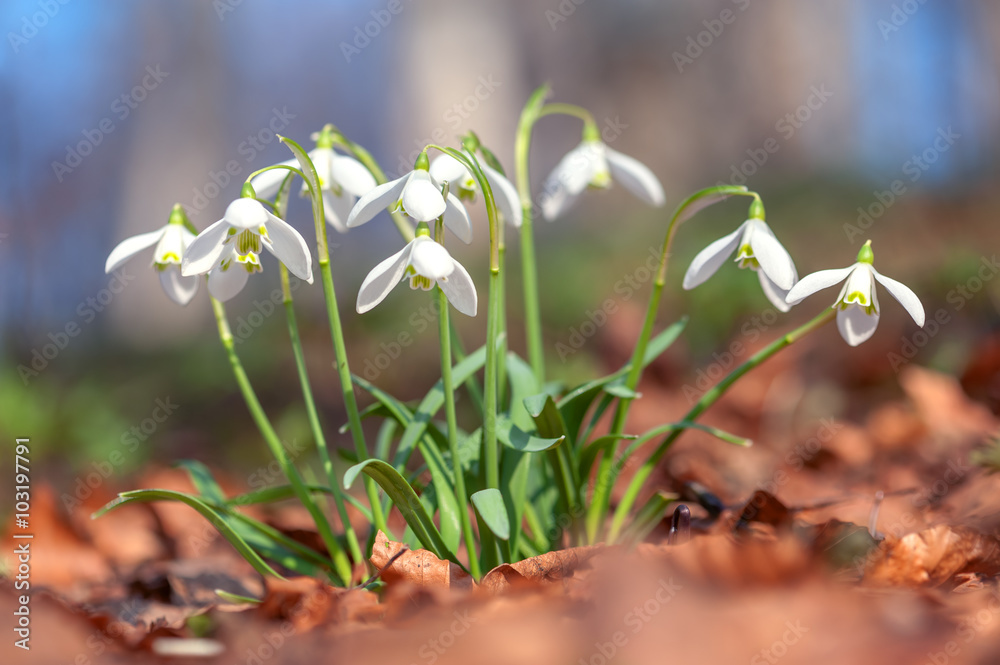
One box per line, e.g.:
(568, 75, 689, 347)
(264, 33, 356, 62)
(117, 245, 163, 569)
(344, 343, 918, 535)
(210, 295, 350, 584)
(585, 187, 760, 543)
(607, 307, 836, 542)
(279, 265, 363, 574)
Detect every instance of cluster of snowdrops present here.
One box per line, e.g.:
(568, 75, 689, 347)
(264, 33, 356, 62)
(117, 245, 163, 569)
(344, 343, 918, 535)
(98, 86, 925, 585)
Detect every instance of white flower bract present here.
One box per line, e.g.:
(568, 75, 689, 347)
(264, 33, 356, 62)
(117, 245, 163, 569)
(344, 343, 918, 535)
(356, 236, 477, 316)
(105, 218, 199, 305)
(785, 259, 925, 346)
(250, 147, 376, 233)
(540, 140, 665, 221)
(429, 152, 523, 228)
(346, 169, 473, 243)
(181, 198, 313, 302)
(682, 218, 799, 312)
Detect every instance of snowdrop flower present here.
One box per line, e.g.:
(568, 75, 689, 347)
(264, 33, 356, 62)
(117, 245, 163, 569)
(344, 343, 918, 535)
(785, 240, 925, 347)
(181, 197, 313, 302)
(105, 204, 199, 305)
(682, 200, 798, 312)
(357, 227, 476, 316)
(250, 130, 376, 233)
(346, 152, 473, 243)
(429, 151, 522, 227)
(540, 126, 665, 221)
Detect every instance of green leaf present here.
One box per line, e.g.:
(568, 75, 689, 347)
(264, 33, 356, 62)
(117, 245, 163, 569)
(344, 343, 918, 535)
(343, 460, 459, 566)
(496, 415, 563, 452)
(505, 352, 539, 431)
(94, 490, 284, 579)
(523, 393, 567, 440)
(578, 434, 637, 481)
(471, 489, 510, 541)
(351, 374, 414, 432)
(639, 316, 689, 367)
(175, 460, 227, 504)
(393, 344, 488, 469)
(214, 589, 262, 605)
(670, 185, 750, 227)
(415, 437, 463, 554)
(225, 483, 332, 507)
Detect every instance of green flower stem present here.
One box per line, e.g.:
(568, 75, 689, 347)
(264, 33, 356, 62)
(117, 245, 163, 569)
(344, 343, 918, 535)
(285, 137, 390, 537)
(328, 131, 413, 243)
(607, 307, 836, 542)
(210, 295, 350, 584)
(436, 263, 481, 579)
(279, 265, 363, 572)
(585, 189, 761, 543)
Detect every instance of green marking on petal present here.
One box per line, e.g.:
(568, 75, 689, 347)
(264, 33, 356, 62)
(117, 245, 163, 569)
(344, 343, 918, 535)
(589, 168, 612, 189)
(235, 229, 262, 255)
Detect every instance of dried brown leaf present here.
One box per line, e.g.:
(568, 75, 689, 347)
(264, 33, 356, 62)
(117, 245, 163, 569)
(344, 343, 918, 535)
(369, 531, 472, 590)
(479, 546, 603, 594)
(865, 525, 1000, 587)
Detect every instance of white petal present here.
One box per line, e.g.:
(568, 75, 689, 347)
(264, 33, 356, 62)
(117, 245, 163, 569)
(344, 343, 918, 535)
(158, 265, 199, 305)
(153, 224, 186, 264)
(748, 220, 796, 290)
(321, 190, 354, 234)
(263, 212, 313, 282)
(330, 153, 377, 197)
(439, 259, 477, 317)
(758, 270, 792, 313)
(311, 148, 334, 187)
(181, 219, 231, 276)
(207, 262, 250, 302)
(251, 158, 298, 200)
(429, 154, 471, 188)
(483, 162, 523, 228)
(872, 268, 925, 327)
(784, 265, 856, 305)
(224, 198, 270, 230)
(837, 305, 880, 346)
(843, 263, 876, 307)
(105, 226, 166, 273)
(357, 241, 418, 313)
(443, 194, 473, 244)
(401, 170, 447, 221)
(346, 174, 408, 228)
(681, 223, 746, 289)
(605, 147, 665, 207)
(540, 143, 598, 220)
(411, 239, 456, 280)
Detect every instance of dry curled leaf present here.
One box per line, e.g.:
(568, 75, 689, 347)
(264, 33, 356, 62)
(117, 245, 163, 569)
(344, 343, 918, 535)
(479, 546, 603, 594)
(369, 531, 472, 590)
(865, 525, 1000, 587)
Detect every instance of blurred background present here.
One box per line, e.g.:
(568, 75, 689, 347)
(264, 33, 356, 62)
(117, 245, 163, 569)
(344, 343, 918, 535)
(2, 0, 999, 491)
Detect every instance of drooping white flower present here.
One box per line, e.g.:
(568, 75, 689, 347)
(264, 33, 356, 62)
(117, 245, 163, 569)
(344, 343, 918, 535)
(429, 152, 522, 227)
(181, 197, 313, 302)
(105, 204, 199, 305)
(346, 156, 472, 243)
(682, 209, 798, 312)
(250, 147, 376, 234)
(540, 137, 665, 221)
(784, 241, 925, 346)
(357, 234, 477, 316)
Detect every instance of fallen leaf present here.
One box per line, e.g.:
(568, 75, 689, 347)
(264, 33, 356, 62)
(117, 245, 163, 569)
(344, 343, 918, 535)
(865, 525, 1000, 587)
(369, 531, 472, 590)
(479, 546, 603, 594)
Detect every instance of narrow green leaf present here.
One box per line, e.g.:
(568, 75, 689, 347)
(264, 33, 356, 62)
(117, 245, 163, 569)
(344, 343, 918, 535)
(343, 460, 459, 566)
(523, 393, 567, 439)
(214, 589, 262, 605)
(471, 489, 510, 541)
(506, 352, 539, 431)
(174, 460, 227, 505)
(496, 415, 563, 452)
(278, 135, 320, 200)
(578, 434, 637, 481)
(619, 492, 677, 546)
(94, 490, 284, 579)
(225, 483, 333, 507)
